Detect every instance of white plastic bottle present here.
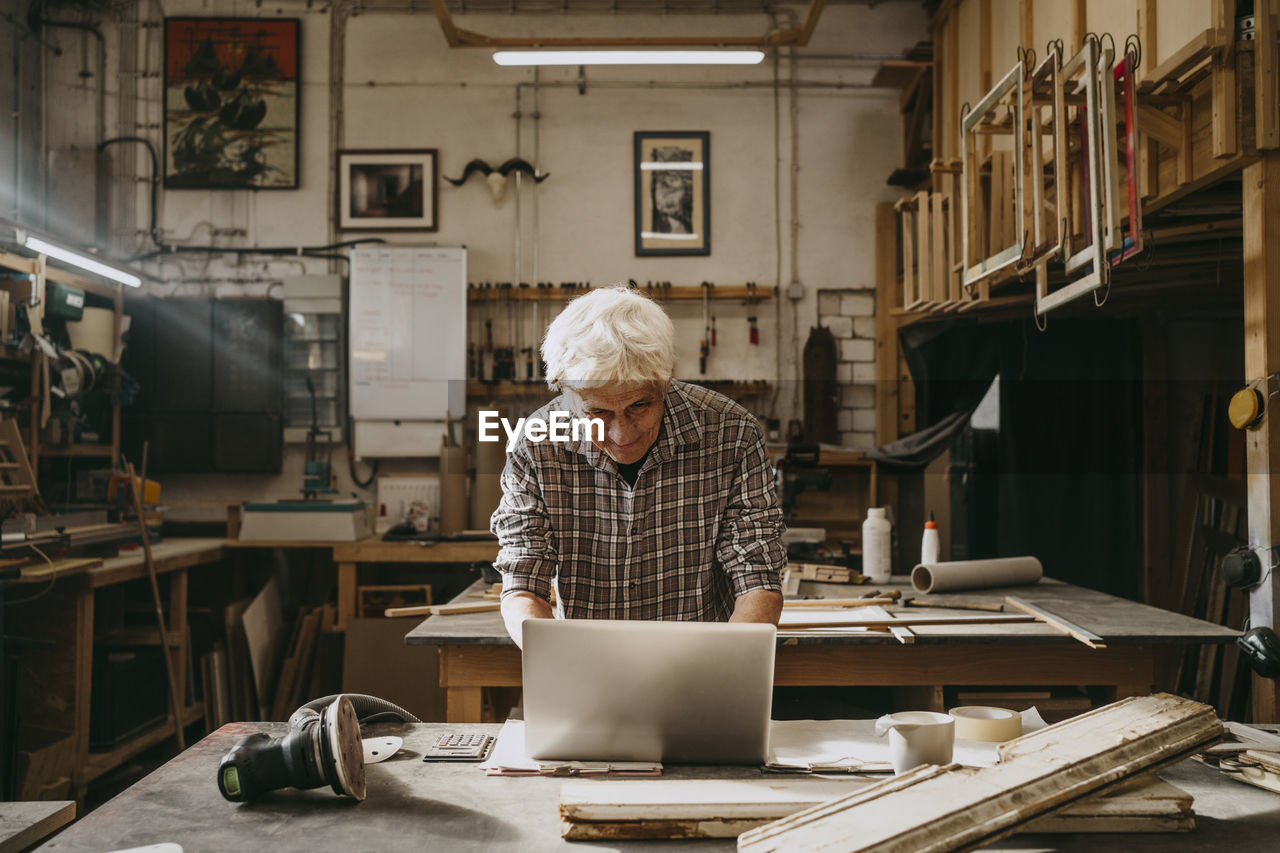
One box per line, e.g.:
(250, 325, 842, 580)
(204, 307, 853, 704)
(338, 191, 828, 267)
(862, 507, 892, 584)
(921, 517, 940, 566)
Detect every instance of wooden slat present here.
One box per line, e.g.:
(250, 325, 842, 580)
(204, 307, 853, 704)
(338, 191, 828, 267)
(1243, 152, 1280, 722)
(874, 202, 900, 445)
(1258, 0, 1279, 150)
(1211, 0, 1237, 159)
(738, 694, 1223, 853)
(1006, 596, 1107, 649)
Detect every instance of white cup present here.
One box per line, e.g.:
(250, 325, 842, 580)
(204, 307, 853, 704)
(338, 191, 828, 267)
(874, 711, 955, 775)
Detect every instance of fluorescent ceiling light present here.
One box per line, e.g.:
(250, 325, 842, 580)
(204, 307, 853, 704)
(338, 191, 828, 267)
(493, 50, 765, 67)
(22, 234, 142, 288)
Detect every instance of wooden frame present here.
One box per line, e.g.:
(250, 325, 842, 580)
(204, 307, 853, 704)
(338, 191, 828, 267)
(1022, 47, 1066, 269)
(429, 0, 827, 48)
(634, 131, 710, 257)
(1106, 51, 1145, 266)
(162, 18, 300, 190)
(1036, 41, 1108, 316)
(962, 62, 1025, 290)
(337, 150, 439, 232)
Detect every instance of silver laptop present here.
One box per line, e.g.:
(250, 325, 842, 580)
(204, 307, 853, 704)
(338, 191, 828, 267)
(521, 619, 776, 764)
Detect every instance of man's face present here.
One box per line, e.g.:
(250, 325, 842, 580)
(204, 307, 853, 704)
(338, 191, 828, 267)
(564, 381, 668, 465)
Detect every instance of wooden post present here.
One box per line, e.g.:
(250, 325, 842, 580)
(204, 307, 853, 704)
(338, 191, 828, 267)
(1243, 153, 1280, 722)
(1138, 0, 1158, 197)
(1071, 0, 1086, 51)
(1259, 0, 1280, 150)
(1212, 0, 1238, 159)
(874, 203, 899, 446)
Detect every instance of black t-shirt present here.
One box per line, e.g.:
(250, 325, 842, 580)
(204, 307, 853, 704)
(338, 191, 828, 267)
(616, 449, 651, 487)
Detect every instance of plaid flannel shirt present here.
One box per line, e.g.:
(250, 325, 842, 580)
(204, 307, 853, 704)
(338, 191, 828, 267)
(492, 380, 785, 621)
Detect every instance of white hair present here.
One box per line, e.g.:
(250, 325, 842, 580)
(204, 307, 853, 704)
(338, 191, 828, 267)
(541, 285, 675, 389)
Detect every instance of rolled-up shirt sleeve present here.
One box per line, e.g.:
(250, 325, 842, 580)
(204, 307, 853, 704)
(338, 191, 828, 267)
(714, 423, 786, 598)
(490, 444, 558, 603)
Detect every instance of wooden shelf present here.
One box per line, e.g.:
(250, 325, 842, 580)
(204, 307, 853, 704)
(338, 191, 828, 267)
(83, 702, 205, 783)
(467, 284, 773, 303)
(39, 443, 114, 457)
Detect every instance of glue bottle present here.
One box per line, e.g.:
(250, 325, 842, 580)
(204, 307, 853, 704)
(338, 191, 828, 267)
(862, 507, 892, 584)
(921, 513, 940, 566)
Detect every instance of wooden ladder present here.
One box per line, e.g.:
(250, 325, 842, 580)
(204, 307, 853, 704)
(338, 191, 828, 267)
(0, 417, 42, 507)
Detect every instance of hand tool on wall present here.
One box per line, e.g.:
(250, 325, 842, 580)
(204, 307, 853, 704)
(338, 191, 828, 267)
(747, 282, 760, 345)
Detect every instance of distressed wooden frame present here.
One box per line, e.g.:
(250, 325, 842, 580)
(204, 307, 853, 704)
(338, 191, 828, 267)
(962, 62, 1025, 290)
(1023, 47, 1067, 268)
(1106, 51, 1145, 265)
(1037, 41, 1108, 316)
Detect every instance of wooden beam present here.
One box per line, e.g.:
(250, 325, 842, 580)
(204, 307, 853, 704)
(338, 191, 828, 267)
(980, 0, 992, 93)
(1258, 0, 1280, 150)
(1071, 0, 1086, 53)
(1212, 0, 1237, 159)
(1019, 1, 1033, 59)
(431, 0, 827, 48)
(874, 202, 900, 445)
(1243, 153, 1280, 723)
(1139, 29, 1222, 94)
(1139, 0, 1159, 197)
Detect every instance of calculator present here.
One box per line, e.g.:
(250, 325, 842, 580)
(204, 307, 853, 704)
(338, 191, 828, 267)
(422, 732, 495, 762)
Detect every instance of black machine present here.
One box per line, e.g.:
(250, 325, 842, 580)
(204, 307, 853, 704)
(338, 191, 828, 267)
(774, 442, 832, 521)
(217, 694, 419, 803)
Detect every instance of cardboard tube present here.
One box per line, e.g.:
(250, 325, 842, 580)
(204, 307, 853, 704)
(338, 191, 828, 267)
(910, 557, 1042, 594)
(439, 440, 468, 536)
(949, 706, 1021, 742)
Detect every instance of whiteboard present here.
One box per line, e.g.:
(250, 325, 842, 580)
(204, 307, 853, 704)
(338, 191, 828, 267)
(348, 245, 467, 420)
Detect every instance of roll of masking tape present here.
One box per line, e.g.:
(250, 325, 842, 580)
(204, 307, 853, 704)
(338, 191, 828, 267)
(948, 706, 1021, 742)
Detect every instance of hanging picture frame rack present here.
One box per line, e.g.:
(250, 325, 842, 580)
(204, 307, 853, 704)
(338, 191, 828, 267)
(962, 62, 1026, 292)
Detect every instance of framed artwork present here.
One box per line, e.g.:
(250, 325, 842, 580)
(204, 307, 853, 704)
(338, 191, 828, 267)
(337, 150, 438, 231)
(634, 131, 710, 256)
(163, 17, 300, 189)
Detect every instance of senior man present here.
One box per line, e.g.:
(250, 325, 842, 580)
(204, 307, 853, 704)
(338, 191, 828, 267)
(491, 285, 785, 648)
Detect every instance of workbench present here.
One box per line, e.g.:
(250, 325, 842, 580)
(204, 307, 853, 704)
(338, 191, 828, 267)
(32, 722, 1280, 852)
(405, 577, 1240, 722)
(5, 538, 227, 801)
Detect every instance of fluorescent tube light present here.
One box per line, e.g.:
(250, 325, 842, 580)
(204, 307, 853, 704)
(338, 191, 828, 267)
(493, 50, 765, 67)
(22, 235, 142, 288)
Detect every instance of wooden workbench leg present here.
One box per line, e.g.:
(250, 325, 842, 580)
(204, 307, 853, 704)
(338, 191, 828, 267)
(447, 688, 483, 723)
(72, 586, 94, 802)
(1244, 152, 1280, 722)
(336, 563, 357, 630)
(168, 569, 188, 717)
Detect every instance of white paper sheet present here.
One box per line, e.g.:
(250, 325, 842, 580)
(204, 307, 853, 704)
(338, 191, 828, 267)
(479, 720, 662, 776)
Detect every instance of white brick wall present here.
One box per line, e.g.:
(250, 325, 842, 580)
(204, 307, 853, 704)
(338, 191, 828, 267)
(819, 288, 880, 450)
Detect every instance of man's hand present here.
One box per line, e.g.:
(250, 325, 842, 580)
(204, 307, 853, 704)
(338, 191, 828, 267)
(501, 590, 554, 649)
(729, 589, 783, 625)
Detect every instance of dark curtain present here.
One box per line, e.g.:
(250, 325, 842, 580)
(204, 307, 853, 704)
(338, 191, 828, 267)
(872, 316, 1144, 599)
(995, 318, 1143, 599)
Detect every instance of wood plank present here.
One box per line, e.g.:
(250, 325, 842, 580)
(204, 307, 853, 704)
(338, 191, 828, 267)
(874, 202, 900, 445)
(738, 694, 1223, 853)
(1211, 0, 1237, 159)
(559, 774, 1193, 840)
(1243, 152, 1280, 722)
(1258, 0, 1279, 150)
(0, 800, 76, 853)
(1006, 596, 1107, 649)
(1139, 0, 1159, 197)
(778, 611, 1036, 630)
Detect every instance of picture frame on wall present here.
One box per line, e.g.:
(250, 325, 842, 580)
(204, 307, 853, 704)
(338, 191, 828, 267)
(163, 17, 300, 189)
(337, 150, 438, 231)
(634, 131, 710, 256)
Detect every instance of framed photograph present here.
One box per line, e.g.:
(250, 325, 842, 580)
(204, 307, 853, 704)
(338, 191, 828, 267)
(634, 131, 710, 256)
(357, 584, 433, 619)
(163, 17, 300, 189)
(338, 150, 438, 231)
